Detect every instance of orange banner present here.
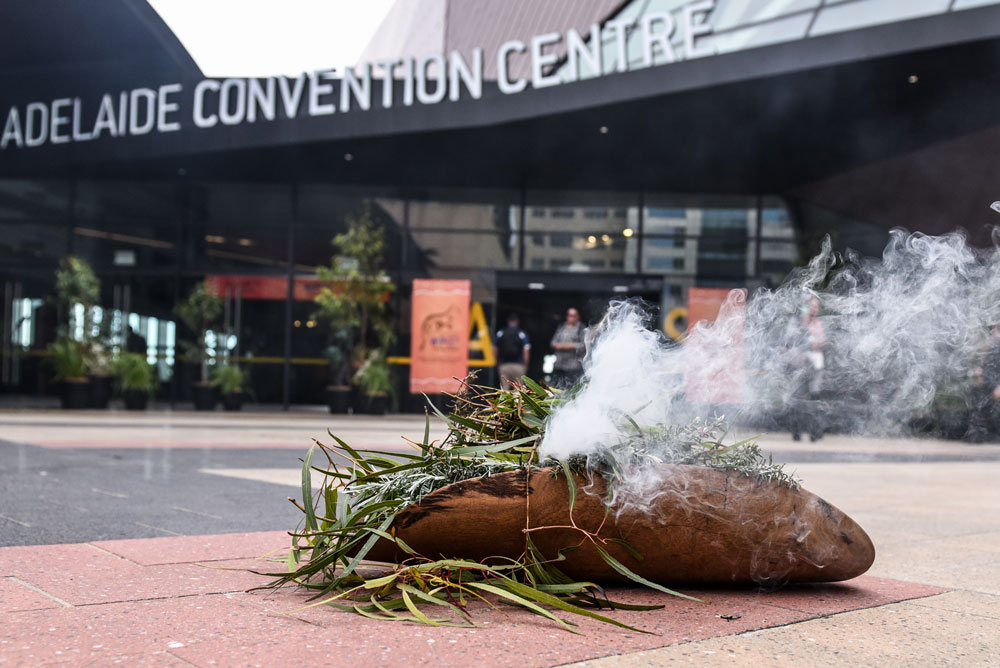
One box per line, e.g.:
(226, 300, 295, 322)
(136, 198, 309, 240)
(205, 275, 326, 301)
(410, 279, 470, 394)
(685, 287, 746, 404)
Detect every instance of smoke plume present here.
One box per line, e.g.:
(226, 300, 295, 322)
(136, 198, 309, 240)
(541, 230, 1000, 466)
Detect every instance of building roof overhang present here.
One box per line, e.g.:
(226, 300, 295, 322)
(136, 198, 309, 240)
(2, 4, 1000, 239)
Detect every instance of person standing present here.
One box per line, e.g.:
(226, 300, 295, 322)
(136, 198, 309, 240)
(494, 313, 530, 390)
(550, 307, 586, 389)
(786, 296, 826, 441)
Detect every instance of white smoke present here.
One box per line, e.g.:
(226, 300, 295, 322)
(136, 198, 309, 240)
(541, 229, 1000, 465)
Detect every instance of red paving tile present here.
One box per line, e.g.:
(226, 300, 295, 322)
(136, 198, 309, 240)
(0, 532, 950, 667)
(0, 577, 64, 613)
(92, 531, 288, 566)
(0, 593, 310, 666)
(7, 545, 260, 606)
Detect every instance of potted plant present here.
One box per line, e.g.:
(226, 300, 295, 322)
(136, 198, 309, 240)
(212, 363, 248, 411)
(112, 353, 156, 410)
(52, 257, 110, 408)
(323, 331, 353, 414)
(86, 342, 114, 409)
(175, 280, 223, 410)
(353, 351, 394, 414)
(314, 202, 396, 412)
(48, 337, 90, 409)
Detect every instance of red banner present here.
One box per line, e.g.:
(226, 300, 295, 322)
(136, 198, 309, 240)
(410, 279, 470, 394)
(205, 275, 327, 301)
(684, 287, 746, 404)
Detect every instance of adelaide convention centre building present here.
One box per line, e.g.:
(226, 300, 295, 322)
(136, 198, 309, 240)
(2, 0, 999, 407)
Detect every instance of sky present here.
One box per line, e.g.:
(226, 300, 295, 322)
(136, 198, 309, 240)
(147, 0, 396, 77)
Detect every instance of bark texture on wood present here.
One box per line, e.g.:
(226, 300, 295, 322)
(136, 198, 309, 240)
(364, 465, 875, 585)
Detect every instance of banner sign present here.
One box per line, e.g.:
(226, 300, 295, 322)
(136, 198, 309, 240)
(205, 275, 325, 301)
(0, 1, 715, 152)
(410, 279, 470, 394)
(684, 287, 745, 404)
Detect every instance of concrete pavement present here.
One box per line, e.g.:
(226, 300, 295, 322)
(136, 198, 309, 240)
(1, 409, 998, 666)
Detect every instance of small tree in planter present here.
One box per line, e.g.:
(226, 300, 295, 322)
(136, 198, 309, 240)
(175, 280, 223, 410)
(322, 329, 354, 413)
(212, 363, 249, 412)
(112, 353, 156, 410)
(353, 350, 395, 414)
(314, 202, 396, 412)
(47, 337, 90, 409)
(51, 257, 108, 408)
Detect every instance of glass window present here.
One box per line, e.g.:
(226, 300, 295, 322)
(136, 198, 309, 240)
(642, 194, 756, 278)
(648, 208, 686, 219)
(0, 180, 72, 222)
(524, 192, 639, 274)
(0, 221, 68, 270)
(711, 0, 821, 32)
(713, 13, 813, 54)
(188, 182, 294, 273)
(760, 196, 795, 239)
(409, 229, 515, 270)
(953, 0, 1000, 8)
(296, 194, 404, 271)
(810, 0, 950, 37)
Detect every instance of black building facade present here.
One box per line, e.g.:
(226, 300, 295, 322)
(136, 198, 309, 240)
(2, 0, 1000, 407)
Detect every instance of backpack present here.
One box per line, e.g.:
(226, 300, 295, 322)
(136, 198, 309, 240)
(498, 326, 523, 362)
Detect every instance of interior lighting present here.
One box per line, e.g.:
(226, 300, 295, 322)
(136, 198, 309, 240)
(293, 320, 302, 327)
(599, 126, 609, 134)
(601, 234, 612, 246)
(205, 235, 225, 244)
(238, 238, 253, 247)
(306, 320, 317, 328)
(622, 228, 634, 238)
(344, 153, 354, 161)
(908, 74, 918, 84)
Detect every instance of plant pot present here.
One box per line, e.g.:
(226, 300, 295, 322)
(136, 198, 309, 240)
(193, 383, 219, 411)
(123, 390, 149, 410)
(222, 391, 245, 412)
(327, 385, 351, 414)
(360, 392, 388, 415)
(60, 378, 92, 409)
(89, 375, 112, 409)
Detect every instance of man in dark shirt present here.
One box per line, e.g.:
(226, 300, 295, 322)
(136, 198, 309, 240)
(494, 313, 530, 390)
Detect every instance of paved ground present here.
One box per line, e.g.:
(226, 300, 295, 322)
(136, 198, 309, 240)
(1, 409, 998, 666)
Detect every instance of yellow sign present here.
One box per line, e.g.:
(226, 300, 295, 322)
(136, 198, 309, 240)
(467, 301, 496, 368)
(663, 307, 688, 341)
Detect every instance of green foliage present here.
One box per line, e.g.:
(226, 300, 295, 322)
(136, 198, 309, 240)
(85, 343, 112, 377)
(52, 256, 110, 377)
(257, 381, 669, 633)
(262, 376, 809, 632)
(175, 281, 223, 384)
(47, 337, 88, 380)
(112, 353, 156, 394)
(314, 202, 396, 380)
(54, 256, 100, 313)
(353, 351, 393, 397)
(265, 380, 769, 632)
(212, 363, 247, 394)
(323, 329, 354, 387)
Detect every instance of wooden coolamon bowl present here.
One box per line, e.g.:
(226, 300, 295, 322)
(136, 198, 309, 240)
(364, 465, 875, 585)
